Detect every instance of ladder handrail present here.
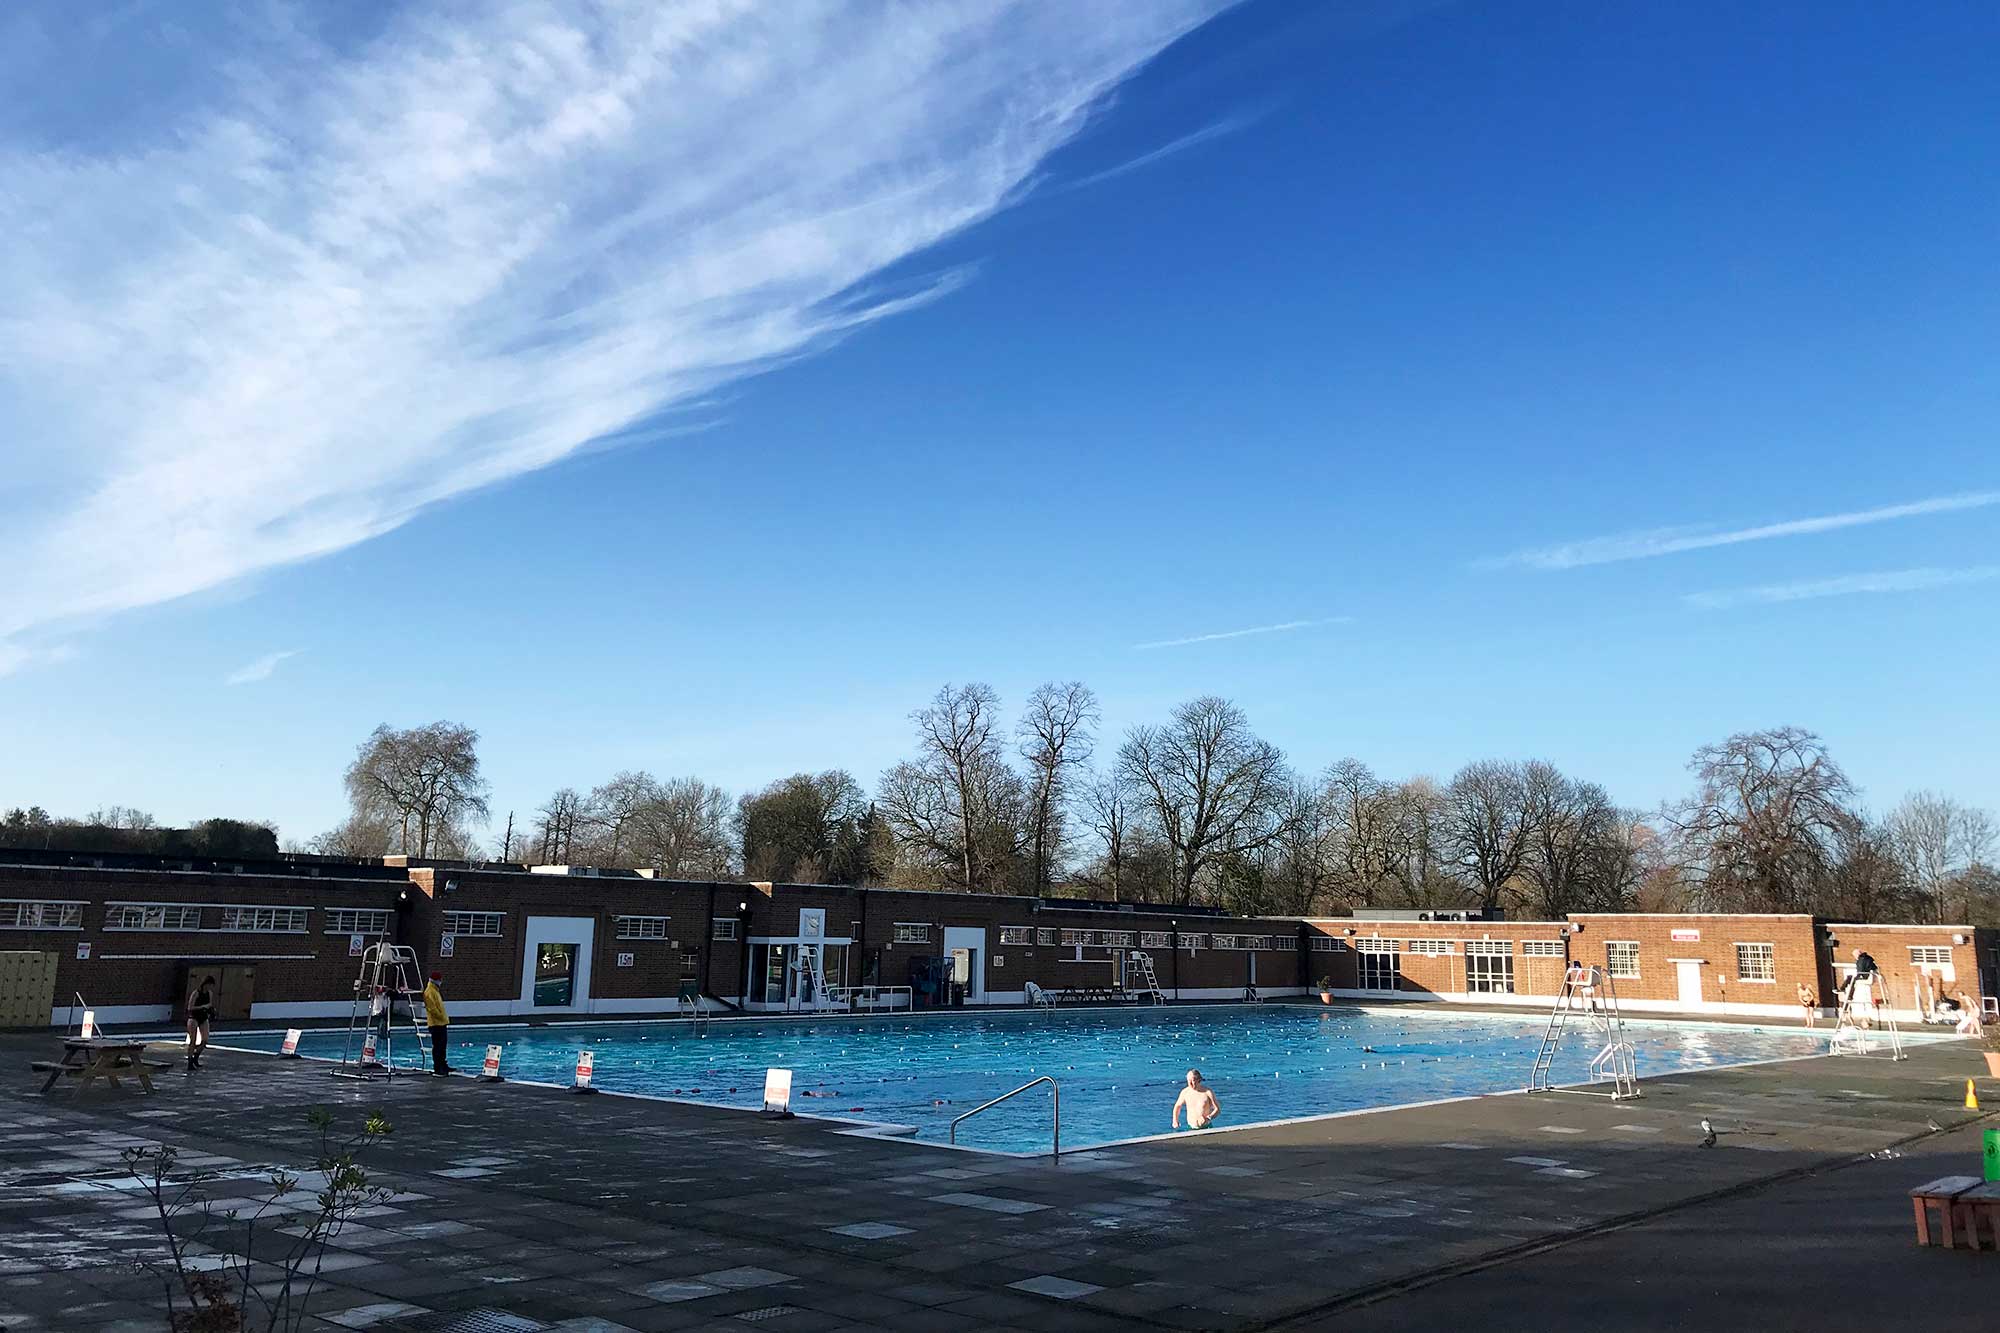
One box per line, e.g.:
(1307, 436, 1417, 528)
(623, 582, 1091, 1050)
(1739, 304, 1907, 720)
(948, 1075, 1060, 1156)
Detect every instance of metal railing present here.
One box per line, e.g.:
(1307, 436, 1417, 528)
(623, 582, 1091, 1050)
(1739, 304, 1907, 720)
(949, 1076, 1059, 1157)
(823, 984, 914, 1012)
(67, 992, 88, 1037)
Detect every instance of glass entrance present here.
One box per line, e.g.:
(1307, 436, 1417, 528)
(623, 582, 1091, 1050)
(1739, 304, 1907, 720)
(534, 942, 578, 1006)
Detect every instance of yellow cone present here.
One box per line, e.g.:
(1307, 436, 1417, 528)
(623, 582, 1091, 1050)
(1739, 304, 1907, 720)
(1968, 1079, 1981, 1111)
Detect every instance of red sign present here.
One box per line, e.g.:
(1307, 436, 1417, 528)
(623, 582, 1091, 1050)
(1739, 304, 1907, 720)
(280, 1028, 301, 1056)
(574, 1049, 594, 1089)
(361, 1030, 379, 1064)
(482, 1044, 502, 1079)
(1670, 928, 1700, 943)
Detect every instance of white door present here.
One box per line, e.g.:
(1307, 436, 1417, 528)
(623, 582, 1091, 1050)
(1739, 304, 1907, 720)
(942, 927, 985, 1002)
(1675, 960, 1704, 1008)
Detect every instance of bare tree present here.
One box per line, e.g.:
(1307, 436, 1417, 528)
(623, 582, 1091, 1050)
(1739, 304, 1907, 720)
(533, 788, 586, 863)
(1443, 760, 1533, 912)
(1887, 791, 1997, 923)
(1667, 727, 1859, 912)
(1384, 777, 1462, 908)
(342, 722, 489, 859)
(879, 683, 1025, 892)
(308, 813, 393, 859)
(583, 771, 659, 864)
(1017, 681, 1099, 893)
(1323, 759, 1398, 909)
(1269, 778, 1336, 915)
(1117, 696, 1289, 906)
(1076, 769, 1132, 900)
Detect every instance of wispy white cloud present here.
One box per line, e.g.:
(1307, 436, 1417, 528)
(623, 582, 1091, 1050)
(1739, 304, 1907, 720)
(224, 649, 299, 685)
(1134, 616, 1350, 650)
(1684, 565, 2000, 610)
(1055, 108, 1264, 192)
(1486, 490, 2000, 571)
(0, 1, 1231, 670)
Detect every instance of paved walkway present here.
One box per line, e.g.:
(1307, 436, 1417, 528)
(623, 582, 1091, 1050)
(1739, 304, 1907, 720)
(1, 1027, 1992, 1332)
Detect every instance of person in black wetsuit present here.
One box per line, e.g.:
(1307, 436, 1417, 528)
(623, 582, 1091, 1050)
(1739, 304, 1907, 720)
(185, 974, 217, 1070)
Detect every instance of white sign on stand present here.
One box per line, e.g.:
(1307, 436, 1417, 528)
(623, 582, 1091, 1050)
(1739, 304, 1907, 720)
(481, 1044, 503, 1081)
(80, 1010, 97, 1040)
(573, 1049, 594, 1090)
(360, 1030, 379, 1065)
(763, 1067, 793, 1114)
(279, 1028, 302, 1057)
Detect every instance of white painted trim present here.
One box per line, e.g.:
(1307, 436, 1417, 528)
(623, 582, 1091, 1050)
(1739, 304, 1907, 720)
(248, 1000, 358, 1019)
(513, 915, 596, 1015)
(1326, 988, 1553, 1008)
(44, 1003, 172, 1026)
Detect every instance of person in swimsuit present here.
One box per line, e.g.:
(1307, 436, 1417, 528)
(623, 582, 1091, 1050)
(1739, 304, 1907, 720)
(1796, 981, 1817, 1027)
(1172, 1068, 1219, 1131)
(185, 974, 217, 1070)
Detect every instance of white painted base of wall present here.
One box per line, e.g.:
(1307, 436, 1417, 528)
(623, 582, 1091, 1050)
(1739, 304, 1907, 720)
(1328, 989, 1549, 1009)
(248, 1001, 360, 1020)
(45, 1003, 172, 1026)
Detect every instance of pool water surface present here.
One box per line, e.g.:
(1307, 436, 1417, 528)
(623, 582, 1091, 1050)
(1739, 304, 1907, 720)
(224, 1004, 1873, 1152)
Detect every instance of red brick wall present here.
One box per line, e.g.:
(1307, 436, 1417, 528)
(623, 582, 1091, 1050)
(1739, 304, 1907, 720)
(1566, 914, 1820, 1011)
(1303, 919, 1572, 999)
(1821, 923, 1988, 1014)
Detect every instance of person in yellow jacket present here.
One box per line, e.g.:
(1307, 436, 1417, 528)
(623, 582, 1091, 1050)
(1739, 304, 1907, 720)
(422, 971, 452, 1076)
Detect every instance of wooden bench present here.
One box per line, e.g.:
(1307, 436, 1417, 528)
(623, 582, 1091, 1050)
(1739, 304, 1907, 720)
(1954, 1181, 2000, 1251)
(1911, 1175, 1985, 1248)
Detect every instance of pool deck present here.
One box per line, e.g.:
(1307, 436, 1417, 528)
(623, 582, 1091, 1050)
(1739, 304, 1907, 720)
(2, 1024, 1994, 1332)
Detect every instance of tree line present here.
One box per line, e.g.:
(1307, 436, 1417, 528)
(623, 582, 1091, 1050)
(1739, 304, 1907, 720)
(8, 691, 1994, 926)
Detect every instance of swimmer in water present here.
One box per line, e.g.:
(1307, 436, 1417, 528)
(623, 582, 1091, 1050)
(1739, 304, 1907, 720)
(1172, 1068, 1219, 1131)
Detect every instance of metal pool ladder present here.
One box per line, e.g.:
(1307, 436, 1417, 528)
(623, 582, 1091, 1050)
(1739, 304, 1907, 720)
(949, 1076, 1060, 1157)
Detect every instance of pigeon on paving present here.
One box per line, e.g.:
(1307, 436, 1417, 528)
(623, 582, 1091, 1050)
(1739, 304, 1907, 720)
(1699, 1118, 1717, 1148)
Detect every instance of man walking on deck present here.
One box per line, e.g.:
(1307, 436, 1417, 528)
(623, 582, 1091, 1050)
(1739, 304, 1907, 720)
(423, 971, 452, 1075)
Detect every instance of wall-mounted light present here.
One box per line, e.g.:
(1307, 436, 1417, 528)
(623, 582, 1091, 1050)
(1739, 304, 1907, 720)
(1568, 923, 1583, 935)
(1344, 927, 1356, 936)
(1952, 933, 1969, 946)
(444, 878, 458, 893)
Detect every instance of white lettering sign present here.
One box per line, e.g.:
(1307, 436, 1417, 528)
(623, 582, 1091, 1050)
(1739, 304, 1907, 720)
(617, 952, 634, 968)
(763, 1067, 793, 1113)
(348, 933, 365, 957)
(280, 1028, 302, 1056)
(80, 1010, 97, 1039)
(1670, 928, 1700, 943)
(361, 1030, 379, 1064)
(574, 1049, 594, 1089)
(482, 1044, 502, 1079)
(75, 941, 91, 960)
(440, 934, 456, 958)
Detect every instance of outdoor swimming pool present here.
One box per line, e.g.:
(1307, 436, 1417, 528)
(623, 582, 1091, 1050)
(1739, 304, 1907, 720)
(224, 1004, 1874, 1152)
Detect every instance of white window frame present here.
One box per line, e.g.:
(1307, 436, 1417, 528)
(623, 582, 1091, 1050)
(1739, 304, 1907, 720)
(442, 911, 504, 938)
(998, 926, 1034, 946)
(1606, 941, 1640, 978)
(1310, 935, 1339, 952)
(1408, 939, 1452, 957)
(1358, 949, 1401, 990)
(0, 899, 85, 929)
(219, 906, 309, 934)
(1243, 935, 1273, 951)
(1465, 946, 1515, 995)
(1181, 933, 1207, 951)
(1910, 946, 1952, 966)
(107, 903, 205, 931)
(1037, 927, 1058, 946)
(710, 917, 738, 941)
(1211, 933, 1241, 950)
(1462, 940, 1510, 956)
(1059, 928, 1087, 946)
(1735, 942, 1776, 983)
(1520, 940, 1564, 958)
(615, 915, 671, 941)
(679, 950, 700, 976)
(892, 922, 930, 945)
(324, 908, 392, 936)
(1105, 930, 1137, 948)
(1271, 936, 1297, 952)
(1354, 937, 1401, 954)
(1139, 930, 1172, 949)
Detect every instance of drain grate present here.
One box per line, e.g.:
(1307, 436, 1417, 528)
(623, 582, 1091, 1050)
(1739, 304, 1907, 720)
(383, 1310, 547, 1333)
(736, 1306, 805, 1323)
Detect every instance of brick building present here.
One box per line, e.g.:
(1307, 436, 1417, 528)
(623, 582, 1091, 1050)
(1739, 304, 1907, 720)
(1, 847, 1990, 1027)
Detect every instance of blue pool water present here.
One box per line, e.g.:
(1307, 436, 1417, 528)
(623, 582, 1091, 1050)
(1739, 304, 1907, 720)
(227, 1005, 1840, 1152)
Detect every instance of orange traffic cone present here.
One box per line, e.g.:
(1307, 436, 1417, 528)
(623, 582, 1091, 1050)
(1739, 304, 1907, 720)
(1968, 1079, 1981, 1111)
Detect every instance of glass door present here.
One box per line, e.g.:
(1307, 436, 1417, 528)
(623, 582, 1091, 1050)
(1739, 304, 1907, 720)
(533, 943, 577, 1006)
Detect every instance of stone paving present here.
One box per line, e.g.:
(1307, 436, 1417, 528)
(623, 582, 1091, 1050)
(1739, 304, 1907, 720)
(0, 1022, 1992, 1332)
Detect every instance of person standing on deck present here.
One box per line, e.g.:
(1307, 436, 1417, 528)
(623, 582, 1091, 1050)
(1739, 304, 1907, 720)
(1796, 981, 1818, 1027)
(185, 974, 217, 1071)
(422, 971, 452, 1076)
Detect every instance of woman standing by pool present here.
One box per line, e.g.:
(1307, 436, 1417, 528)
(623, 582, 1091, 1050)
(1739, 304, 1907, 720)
(185, 974, 216, 1070)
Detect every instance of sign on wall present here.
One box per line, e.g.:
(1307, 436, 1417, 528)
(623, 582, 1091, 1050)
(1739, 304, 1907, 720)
(1670, 929, 1700, 943)
(349, 933, 365, 957)
(617, 952, 634, 968)
(993, 955, 1005, 969)
(75, 941, 90, 960)
(440, 934, 456, 958)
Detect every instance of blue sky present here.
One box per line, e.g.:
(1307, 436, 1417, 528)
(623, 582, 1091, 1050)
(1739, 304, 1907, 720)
(3, 0, 1995, 844)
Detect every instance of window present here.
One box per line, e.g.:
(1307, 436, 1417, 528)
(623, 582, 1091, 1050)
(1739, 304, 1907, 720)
(443, 911, 504, 938)
(1139, 931, 1172, 949)
(1606, 941, 1640, 978)
(108, 903, 203, 931)
(1271, 936, 1297, 952)
(710, 917, 738, 940)
(1735, 943, 1776, 983)
(1060, 928, 1087, 946)
(1181, 933, 1207, 951)
(1408, 939, 1451, 957)
(1243, 935, 1273, 951)
(1211, 933, 1241, 950)
(615, 915, 670, 940)
(1354, 937, 1400, 953)
(1521, 940, 1564, 958)
(1310, 935, 1341, 952)
(1910, 946, 1952, 966)
(219, 906, 308, 933)
(892, 922, 930, 944)
(1037, 927, 1058, 946)
(1465, 943, 1514, 994)
(1358, 948, 1401, 991)
(324, 908, 391, 936)
(0, 900, 84, 929)
(1105, 930, 1137, 948)
(999, 926, 1034, 945)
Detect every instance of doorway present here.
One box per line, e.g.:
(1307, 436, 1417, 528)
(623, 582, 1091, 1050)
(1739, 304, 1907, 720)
(1674, 959, 1704, 1008)
(515, 915, 597, 1014)
(941, 926, 985, 1003)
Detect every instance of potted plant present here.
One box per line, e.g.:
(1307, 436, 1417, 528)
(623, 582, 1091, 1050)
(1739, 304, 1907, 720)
(1318, 975, 1334, 1005)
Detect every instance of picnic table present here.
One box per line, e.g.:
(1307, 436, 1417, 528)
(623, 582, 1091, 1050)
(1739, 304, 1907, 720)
(33, 1037, 169, 1095)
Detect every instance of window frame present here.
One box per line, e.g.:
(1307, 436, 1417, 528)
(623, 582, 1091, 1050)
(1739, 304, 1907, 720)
(0, 899, 86, 930)
(323, 907, 392, 936)
(1735, 942, 1776, 983)
(614, 915, 671, 941)
(1605, 940, 1640, 978)
(442, 910, 505, 938)
(218, 905, 309, 934)
(710, 917, 739, 941)
(892, 922, 931, 945)
(106, 902, 205, 931)
(998, 926, 1034, 946)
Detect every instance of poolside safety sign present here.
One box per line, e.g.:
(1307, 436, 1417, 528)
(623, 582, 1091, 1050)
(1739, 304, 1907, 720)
(279, 1029, 302, 1057)
(440, 934, 456, 958)
(80, 1011, 96, 1039)
(348, 933, 364, 957)
(573, 1049, 594, 1090)
(361, 1030, 379, 1064)
(75, 941, 90, 960)
(481, 1044, 503, 1082)
(763, 1067, 793, 1114)
(1670, 928, 1701, 942)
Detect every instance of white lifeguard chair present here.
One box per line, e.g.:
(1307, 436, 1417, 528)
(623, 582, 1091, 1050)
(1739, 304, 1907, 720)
(1531, 953, 1639, 1100)
(333, 943, 431, 1080)
(1829, 971, 1905, 1060)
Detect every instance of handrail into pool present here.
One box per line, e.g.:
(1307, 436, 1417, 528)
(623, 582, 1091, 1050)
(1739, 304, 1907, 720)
(949, 1075, 1059, 1156)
